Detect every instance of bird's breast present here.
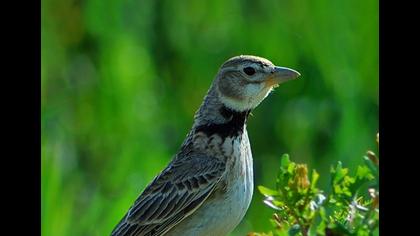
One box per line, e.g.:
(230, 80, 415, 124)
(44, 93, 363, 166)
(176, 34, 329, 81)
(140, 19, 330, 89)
(204, 131, 254, 234)
(168, 130, 254, 236)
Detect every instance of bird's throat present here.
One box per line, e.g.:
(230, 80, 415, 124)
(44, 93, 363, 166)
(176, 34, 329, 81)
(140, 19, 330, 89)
(195, 105, 251, 139)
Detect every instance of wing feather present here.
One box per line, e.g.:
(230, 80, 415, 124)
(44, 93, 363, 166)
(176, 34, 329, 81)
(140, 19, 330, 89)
(111, 154, 225, 236)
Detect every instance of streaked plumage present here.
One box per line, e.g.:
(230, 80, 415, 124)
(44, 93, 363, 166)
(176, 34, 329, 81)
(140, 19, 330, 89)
(111, 55, 300, 236)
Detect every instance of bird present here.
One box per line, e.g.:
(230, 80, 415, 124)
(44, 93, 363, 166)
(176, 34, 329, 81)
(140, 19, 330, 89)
(111, 55, 300, 236)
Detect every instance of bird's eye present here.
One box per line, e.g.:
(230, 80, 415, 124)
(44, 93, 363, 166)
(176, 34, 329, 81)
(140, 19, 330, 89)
(243, 67, 256, 76)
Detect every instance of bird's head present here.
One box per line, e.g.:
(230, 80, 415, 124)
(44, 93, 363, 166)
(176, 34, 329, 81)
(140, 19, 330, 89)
(214, 55, 300, 112)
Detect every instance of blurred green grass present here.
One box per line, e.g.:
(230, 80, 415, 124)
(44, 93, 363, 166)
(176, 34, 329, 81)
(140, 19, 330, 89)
(41, 0, 378, 235)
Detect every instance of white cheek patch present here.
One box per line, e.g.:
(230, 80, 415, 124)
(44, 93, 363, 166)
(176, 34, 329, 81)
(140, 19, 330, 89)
(219, 83, 273, 111)
(219, 96, 251, 112)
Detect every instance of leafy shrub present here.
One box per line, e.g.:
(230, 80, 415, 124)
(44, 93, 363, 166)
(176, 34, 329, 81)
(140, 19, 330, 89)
(249, 134, 379, 236)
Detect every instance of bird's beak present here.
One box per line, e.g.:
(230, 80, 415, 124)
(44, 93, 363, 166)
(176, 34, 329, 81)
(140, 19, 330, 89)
(264, 66, 301, 87)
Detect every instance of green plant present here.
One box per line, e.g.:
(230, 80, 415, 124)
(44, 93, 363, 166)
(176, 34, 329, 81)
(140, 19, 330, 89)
(249, 134, 379, 236)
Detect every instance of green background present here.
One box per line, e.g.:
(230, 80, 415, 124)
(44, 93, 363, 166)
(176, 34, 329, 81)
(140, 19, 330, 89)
(41, 0, 378, 235)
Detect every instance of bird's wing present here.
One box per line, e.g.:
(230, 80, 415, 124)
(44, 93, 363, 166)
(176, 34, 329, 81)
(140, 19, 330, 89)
(111, 154, 226, 236)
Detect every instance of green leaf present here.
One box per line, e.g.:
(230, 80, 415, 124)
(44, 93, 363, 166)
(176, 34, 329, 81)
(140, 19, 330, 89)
(310, 169, 320, 191)
(258, 185, 279, 197)
(281, 154, 291, 169)
(331, 162, 349, 184)
(277, 154, 294, 189)
(272, 199, 285, 208)
(288, 162, 296, 174)
(355, 165, 374, 181)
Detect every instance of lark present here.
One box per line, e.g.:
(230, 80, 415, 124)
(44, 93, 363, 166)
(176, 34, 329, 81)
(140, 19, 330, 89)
(111, 55, 300, 236)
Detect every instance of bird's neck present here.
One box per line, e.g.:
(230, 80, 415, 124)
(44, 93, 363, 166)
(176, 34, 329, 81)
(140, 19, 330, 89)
(194, 105, 250, 138)
(192, 88, 251, 138)
(176, 90, 251, 158)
